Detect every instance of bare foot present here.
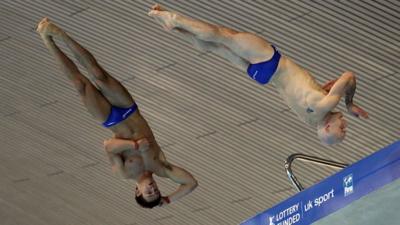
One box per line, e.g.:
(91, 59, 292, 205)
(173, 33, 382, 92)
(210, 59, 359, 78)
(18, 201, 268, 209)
(148, 4, 176, 31)
(36, 17, 49, 34)
(36, 17, 64, 37)
(151, 4, 163, 11)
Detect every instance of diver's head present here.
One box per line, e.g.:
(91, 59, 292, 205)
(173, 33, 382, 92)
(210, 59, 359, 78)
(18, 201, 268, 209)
(135, 173, 161, 208)
(317, 112, 347, 145)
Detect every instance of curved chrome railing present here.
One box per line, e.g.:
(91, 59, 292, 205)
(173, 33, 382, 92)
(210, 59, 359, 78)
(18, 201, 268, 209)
(284, 154, 349, 192)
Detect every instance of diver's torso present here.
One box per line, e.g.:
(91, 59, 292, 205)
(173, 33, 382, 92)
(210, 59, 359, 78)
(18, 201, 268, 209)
(108, 110, 166, 179)
(121, 150, 163, 179)
(272, 56, 327, 126)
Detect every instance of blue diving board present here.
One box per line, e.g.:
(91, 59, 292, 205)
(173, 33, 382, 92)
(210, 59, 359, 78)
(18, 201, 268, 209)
(241, 141, 400, 225)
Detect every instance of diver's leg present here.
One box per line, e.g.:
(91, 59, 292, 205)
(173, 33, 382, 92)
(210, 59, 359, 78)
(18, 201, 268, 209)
(37, 18, 110, 122)
(175, 28, 249, 71)
(149, 5, 274, 63)
(40, 18, 134, 108)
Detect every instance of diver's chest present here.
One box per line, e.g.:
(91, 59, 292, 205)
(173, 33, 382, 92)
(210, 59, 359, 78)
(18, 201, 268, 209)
(287, 96, 323, 126)
(123, 151, 159, 171)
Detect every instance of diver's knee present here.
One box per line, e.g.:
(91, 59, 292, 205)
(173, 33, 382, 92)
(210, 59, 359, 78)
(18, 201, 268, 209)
(91, 67, 108, 81)
(74, 78, 87, 96)
(193, 40, 217, 52)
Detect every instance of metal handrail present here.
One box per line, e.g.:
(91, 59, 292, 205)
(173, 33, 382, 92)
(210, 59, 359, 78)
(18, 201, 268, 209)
(284, 153, 349, 192)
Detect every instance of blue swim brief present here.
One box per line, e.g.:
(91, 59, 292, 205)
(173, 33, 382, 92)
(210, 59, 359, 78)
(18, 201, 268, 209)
(246, 45, 281, 85)
(102, 103, 138, 128)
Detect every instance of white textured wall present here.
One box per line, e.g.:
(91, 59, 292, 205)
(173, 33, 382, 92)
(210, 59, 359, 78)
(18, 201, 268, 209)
(0, 1, 398, 225)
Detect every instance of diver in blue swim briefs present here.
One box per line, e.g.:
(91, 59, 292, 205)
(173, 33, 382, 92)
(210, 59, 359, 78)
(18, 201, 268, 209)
(37, 18, 197, 209)
(149, 4, 369, 145)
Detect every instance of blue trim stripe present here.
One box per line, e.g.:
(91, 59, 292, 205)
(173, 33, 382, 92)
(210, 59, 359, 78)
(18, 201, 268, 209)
(241, 141, 400, 225)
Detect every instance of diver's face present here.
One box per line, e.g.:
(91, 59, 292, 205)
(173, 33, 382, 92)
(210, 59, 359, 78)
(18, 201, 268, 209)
(326, 112, 347, 141)
(136, 177, 160, 201)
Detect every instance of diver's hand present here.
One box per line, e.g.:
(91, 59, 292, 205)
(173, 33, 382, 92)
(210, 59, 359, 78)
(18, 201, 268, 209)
(158, 196, 171, 207)
(135, 138, 150, 152)
(321, 79, 338, 92)
(103, 137, 150, 154)
(346, 103, 369, 119)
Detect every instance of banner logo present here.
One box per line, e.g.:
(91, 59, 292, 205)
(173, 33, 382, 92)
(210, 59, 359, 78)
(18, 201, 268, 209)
(343, 174, 354, 196)
(268, 216, 275, 225)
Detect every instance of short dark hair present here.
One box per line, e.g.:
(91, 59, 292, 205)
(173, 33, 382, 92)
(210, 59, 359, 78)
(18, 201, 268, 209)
(135, 194, 162, 209)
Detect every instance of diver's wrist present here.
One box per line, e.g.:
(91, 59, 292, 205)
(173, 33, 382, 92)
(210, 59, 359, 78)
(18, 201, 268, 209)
(163, 196, 171, 204)
(131, 140, 138, 150)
